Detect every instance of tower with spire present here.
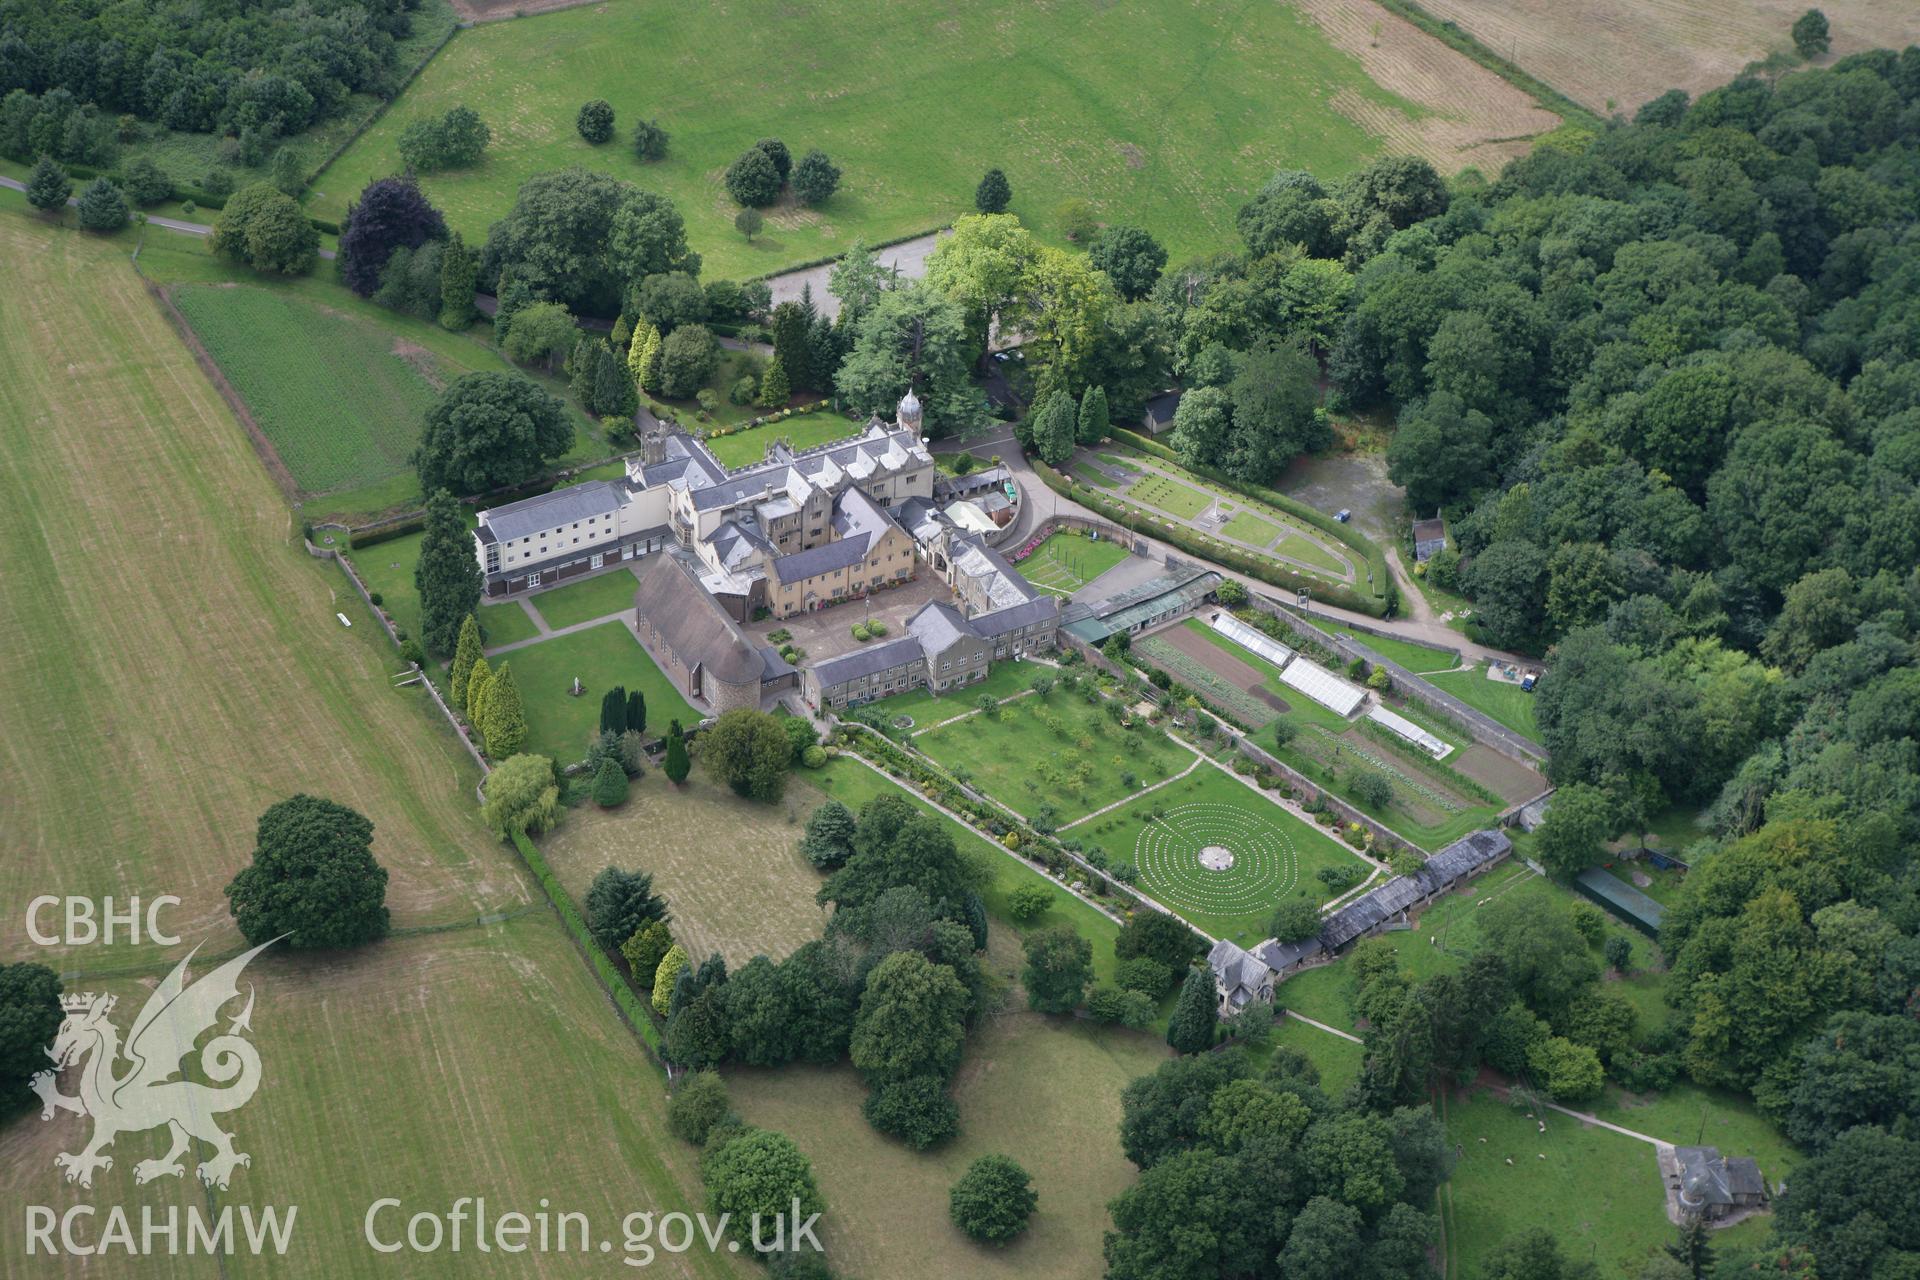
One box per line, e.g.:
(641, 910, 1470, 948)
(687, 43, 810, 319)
(896, 387, 924, 435)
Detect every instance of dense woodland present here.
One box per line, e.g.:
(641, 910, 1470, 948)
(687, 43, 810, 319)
(0, 0, 427, 147)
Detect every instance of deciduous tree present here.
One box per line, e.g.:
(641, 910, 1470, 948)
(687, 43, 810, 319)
(949, 1155, 1035, 1243)
(413, 372, 573, 495)
(700, 708, 791, 802)
(224, 795, 389, 949)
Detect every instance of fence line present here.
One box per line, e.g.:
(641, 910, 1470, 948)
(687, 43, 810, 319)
(304, 538, 491, 776)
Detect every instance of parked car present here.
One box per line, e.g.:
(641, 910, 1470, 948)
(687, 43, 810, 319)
(1336, 509, 1352, 522)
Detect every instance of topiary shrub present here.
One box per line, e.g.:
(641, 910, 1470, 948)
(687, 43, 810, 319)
(591, 755, 630, 807)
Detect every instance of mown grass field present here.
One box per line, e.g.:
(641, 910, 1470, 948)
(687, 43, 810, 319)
(308, 0, 1430, 278)
(345, 520, 539, 647)
(730, 1011, 1166, 1280)
(868, 660, 1041, 728)
(1298, 610, 1462, 673)
(173, 285, 455, 492)
(541, 772, 831, 965)
(0, 210, 746, 1279)
(913, 683, 1197, 826)
(137, 232, 607, 521)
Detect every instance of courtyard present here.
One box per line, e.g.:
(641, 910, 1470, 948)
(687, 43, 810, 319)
(744, 572, 956, 665)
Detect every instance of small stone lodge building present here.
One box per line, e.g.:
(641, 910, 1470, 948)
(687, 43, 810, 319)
(1669, 1146, 1769, 1222)
(1208, 829, 1514, 1008)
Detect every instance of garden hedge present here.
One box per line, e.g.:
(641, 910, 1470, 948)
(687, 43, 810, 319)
(1032, 458, 1389, 617)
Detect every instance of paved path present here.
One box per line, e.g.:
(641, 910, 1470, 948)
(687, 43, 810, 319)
(1057, 751, 1206, 831)
(483, 607, 626, 657)
(2, 175, 337, 257)
(1284, 1010, 1363, 1043)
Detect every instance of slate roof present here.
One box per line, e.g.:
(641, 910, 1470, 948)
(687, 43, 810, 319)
(810, 636, 926, 687)
(773, 536, 869, 584)
(970, 595, 1060, 637)
(631, 550, 764, 686)
(907, 601, 978, 655)
(686, 424, 929, 511)
(1676, 1147, 1765, 1208)
(758, 646, 797, 681)
(1208, 939, 1270, 1009)
(479, 480, 628, 543)
(952, 536, 1037, 610)
(1319, 829, 1512, 951)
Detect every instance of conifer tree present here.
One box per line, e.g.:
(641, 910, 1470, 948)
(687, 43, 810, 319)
(1166, 964, 1218, 1055)
(663, 719, 691, 784)
(416, 489, 481, 655)
(439, 232, 477, 330)
(465, 656, 494, 725)
(591, 756, 630, 807)
(25, 157, 72, 214)
(75, 177, 128, 232)
(600, 686, 628, 735)
(593, 340, 638, 417)
(625, 689, 646, 736)
(479, 662, 526, 757)
(450, 615, 483, 703)
(757, 358, 791, 409)
(1077, 383, 1110, 445)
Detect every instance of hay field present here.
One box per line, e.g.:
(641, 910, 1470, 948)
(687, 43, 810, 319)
(0, 210, 750, 1278)
(730, 1012, 1168, 1280)
(1413, 0, 1916, 113)
(311, 0, 1563, 278)
(539, 774, 831, 965)
(0, 214, 531, 972)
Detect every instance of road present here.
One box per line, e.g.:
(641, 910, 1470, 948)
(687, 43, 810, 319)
(1, 176, 337, 257)
(762, 231, 943, 320)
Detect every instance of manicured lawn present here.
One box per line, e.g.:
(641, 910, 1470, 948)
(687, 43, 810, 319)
(345, 519, 538, 650)
(1428, 662, 1543, 740)
(913, 683, 1197, 825)
(703, 411, 864, 470)
(1073, 763, 1372, 947)
(1013, 530, 1132, 597)
(1069, 461, 1117, 488)
(866, 659, 1046, 729)
(499, 620, 697, 763)
(527, 567, 642, 629)
(308, 0, 1420, 278)
(1220, 509, 1281, 546)
(1126, 471, 1211, 519)
(478, 598, 542, 647)
(1272, 529, 1351, 576)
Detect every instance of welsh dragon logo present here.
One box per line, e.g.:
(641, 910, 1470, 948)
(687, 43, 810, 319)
(32, 940, 277, 1190)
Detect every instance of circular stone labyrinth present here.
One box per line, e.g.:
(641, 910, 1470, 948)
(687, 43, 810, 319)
(1134, 803, 1302, 919)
